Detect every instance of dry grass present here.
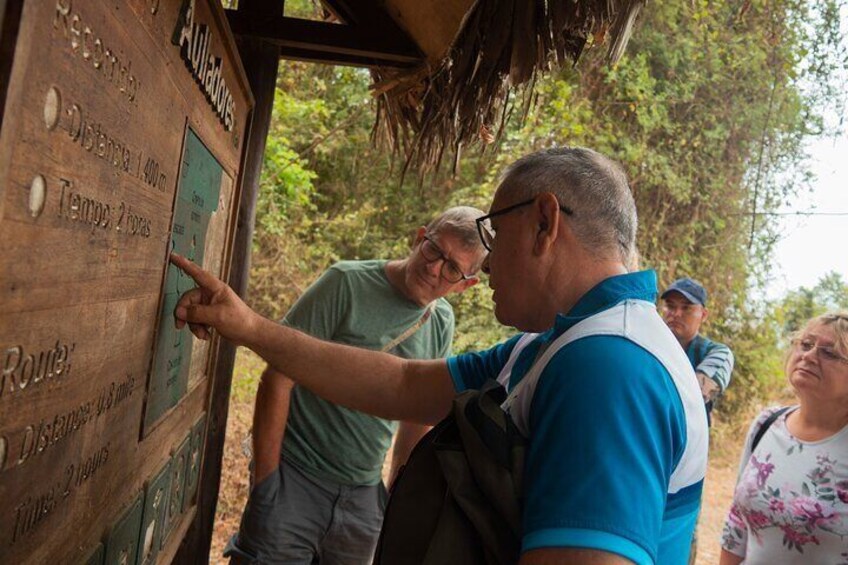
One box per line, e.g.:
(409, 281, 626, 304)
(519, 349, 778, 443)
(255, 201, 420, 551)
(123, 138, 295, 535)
(209, 349, 787, 564)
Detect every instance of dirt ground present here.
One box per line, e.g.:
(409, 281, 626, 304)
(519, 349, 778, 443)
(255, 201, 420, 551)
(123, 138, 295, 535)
(694, 455, 739, 564)
(210, 348, 749, 564)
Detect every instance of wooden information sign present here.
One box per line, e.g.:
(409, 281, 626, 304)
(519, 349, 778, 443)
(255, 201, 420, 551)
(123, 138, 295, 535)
(0, 1, 253, 563)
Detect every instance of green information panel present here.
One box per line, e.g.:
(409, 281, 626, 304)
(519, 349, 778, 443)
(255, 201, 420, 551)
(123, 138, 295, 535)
(104, 495, 143, 565)
(137, 461, 172, 565)
(160, 434, 191, 549)
(143, 129, 222, 435)
(182, 414, 207, 512)
(83, 543, 105, 565)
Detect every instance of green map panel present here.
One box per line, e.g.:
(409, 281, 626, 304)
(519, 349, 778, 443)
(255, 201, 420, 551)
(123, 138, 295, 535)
(143, 129, 222, 435)
(180, 131, 224, 214)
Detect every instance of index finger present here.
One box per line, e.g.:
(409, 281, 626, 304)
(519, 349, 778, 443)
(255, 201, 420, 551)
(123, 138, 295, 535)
(170, 253, 223, 290)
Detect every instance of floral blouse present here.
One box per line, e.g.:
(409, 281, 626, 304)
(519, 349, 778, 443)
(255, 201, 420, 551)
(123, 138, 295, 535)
(721, 406, 848, 564)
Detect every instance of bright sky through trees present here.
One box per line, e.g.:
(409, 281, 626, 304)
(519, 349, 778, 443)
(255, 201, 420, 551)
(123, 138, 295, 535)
(770, 132, 848, 296)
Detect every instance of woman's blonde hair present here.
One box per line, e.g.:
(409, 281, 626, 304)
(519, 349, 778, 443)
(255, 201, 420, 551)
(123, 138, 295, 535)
(792, 311, 848, 359)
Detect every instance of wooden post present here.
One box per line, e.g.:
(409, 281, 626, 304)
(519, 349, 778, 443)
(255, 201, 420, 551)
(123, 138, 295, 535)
(174, 35, 279, 564)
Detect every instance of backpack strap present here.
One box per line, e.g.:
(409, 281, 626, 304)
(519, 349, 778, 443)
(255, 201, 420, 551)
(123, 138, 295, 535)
(380, 301, 437, 353)
(243, 302, 437, 461)
(751, 406, 791, 453)
(495, 333, 539, 388)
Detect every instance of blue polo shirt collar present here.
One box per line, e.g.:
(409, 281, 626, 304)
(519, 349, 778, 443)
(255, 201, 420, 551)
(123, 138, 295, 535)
(553, 270, 658, 334)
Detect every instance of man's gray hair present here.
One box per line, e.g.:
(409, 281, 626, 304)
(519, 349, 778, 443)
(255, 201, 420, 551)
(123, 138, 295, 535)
(499, 147, 637, 265)
(426, 206, 487, 267)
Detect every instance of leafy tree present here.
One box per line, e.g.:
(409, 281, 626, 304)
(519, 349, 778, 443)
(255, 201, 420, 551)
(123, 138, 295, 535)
(776, 271, 848, 334)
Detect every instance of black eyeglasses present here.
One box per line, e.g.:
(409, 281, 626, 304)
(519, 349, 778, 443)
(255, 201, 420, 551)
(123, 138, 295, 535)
(475, 197, 574, 252)
(420, 236, 475, 283)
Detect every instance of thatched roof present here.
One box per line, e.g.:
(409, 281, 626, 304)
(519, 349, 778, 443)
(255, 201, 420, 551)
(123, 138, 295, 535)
(226, 0, 644, 174)
(373, 0, 645, 174)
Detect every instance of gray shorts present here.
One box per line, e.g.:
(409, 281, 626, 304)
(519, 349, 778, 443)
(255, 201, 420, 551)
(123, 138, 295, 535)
(224, 460, 387, 564)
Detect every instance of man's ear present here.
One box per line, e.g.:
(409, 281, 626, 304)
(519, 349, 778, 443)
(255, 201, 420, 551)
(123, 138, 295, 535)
(457, 277, 480, 292)
(413, 226, 427, 247)
(701, 307, 709, 324)
(534, 193, 561, 254)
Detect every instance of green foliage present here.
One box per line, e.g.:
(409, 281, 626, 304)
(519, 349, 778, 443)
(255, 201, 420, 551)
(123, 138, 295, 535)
(230, 348, 266, 404)
(245, 1, 847, 420)
(775, 272, 848, 334)
(714, 306, 786, 418)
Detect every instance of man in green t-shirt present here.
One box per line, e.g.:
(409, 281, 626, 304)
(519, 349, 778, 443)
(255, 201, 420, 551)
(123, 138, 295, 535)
(225, 206, 487, 564)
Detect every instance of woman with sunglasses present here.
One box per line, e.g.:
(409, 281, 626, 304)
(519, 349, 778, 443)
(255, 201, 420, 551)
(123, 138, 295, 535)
(720, 312, 848, 564)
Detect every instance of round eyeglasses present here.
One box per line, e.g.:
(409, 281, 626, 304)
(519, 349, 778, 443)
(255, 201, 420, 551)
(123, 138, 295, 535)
(420, 236, 474, 283)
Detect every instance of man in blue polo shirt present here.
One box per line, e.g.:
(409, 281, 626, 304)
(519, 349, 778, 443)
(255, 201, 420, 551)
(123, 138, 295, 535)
(660, 277, 734, 425)
(171, 146, 709, 564)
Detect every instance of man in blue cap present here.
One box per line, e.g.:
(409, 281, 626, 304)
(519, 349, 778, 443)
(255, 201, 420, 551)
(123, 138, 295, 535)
(661, 277, 734, 424)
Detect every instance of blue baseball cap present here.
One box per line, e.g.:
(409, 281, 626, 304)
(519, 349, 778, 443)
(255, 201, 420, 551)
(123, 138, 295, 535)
(661, 277, 707, 306)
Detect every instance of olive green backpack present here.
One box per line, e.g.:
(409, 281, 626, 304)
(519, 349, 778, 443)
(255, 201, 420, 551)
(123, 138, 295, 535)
(374, 381, 526, 565)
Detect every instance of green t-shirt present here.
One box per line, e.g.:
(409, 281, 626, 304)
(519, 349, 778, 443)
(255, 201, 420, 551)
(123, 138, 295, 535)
(281, 260, 454, 486)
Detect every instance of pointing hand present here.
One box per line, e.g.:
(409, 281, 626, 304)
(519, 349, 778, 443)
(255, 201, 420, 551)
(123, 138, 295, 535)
(169, 253, 260, 345)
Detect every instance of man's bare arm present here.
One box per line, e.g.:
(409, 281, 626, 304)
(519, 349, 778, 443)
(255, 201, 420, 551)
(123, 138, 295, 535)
(171, 254, 456, 425)
(387, 421, 431, 489)
(696, 371, 721, 403)
(251, 366, 294, 485)
(520, 548, 634, 565)
(249, 316, 455, 424)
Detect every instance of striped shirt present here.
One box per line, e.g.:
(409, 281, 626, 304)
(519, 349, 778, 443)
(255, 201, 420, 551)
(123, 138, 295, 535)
(686, 334, 734, 392)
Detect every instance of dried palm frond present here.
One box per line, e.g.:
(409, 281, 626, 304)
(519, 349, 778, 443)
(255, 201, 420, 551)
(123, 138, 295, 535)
(372, 0, 646, 179)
